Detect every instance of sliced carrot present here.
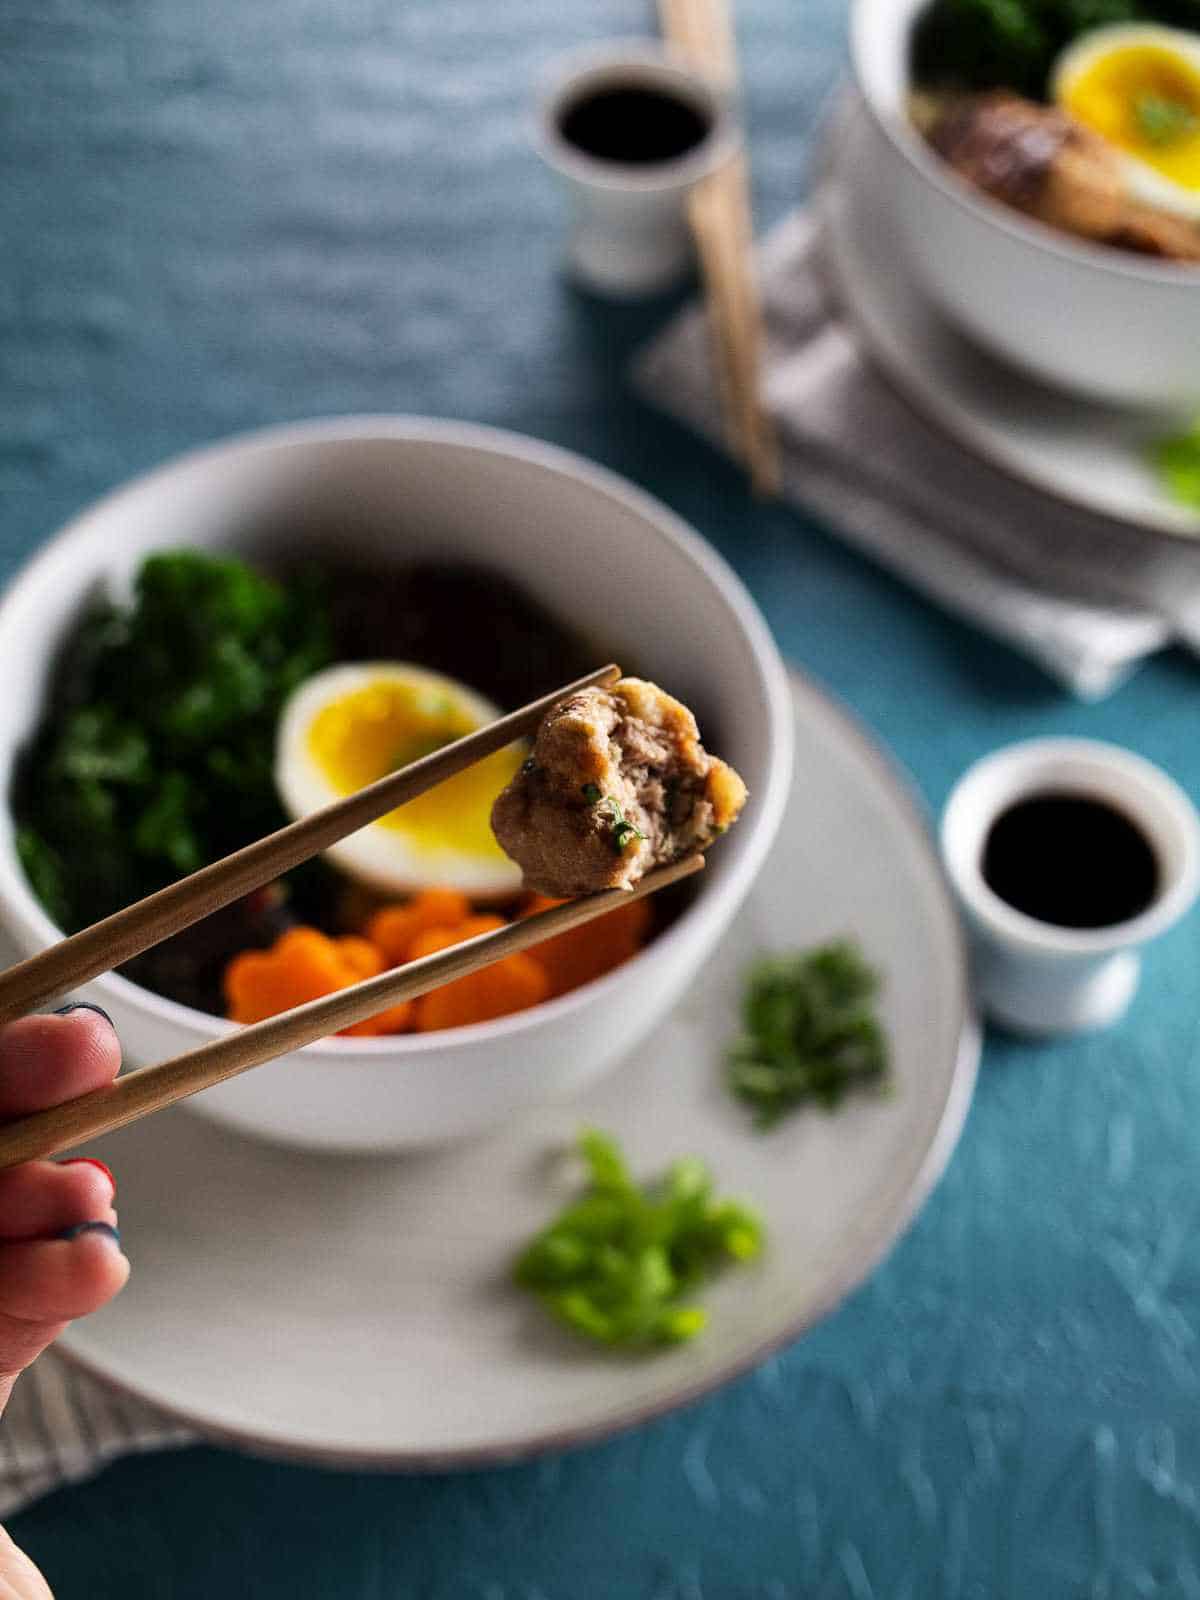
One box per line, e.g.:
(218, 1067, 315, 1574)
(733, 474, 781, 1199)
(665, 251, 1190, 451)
(224, 926, 411, 1036)
(403, 914, 548, 1031)
(336, 936, 385, 981)
(342, 1000, 413, 1037)
(225, 928, 352, 1024)
(223, 875, 636, 1043)
(414, 950, 550, 1032)
(518, 894, 651, 997)
(405, 915, 506, 964)
(366, 889, 472, 965)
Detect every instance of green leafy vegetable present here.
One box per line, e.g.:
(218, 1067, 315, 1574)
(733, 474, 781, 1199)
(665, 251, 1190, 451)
(601, 796, 644, 854)
(1134, 92, 1199, 144)
(910, 0, 1200, 100)
(580, 784, 646, 853)
(1151, 415, 1200, 510)
(16, 827, 68, 930)
(514, 1129, 763, 1347)
(14, 550, 332, 934)
(727, 941, 890, 1129)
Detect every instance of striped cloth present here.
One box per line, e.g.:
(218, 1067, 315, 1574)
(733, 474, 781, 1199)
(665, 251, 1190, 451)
(0, 1353, 192, 1517)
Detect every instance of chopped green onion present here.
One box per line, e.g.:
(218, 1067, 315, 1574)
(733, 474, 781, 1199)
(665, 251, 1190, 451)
(600, 796, 645, 854)
(727, 940, 890, 1129)
(514, 1129, 764, 1348)
(581, 782, 601, 803)
(1134, 93, 1198, 146)
(1151, 416, 1200, 512)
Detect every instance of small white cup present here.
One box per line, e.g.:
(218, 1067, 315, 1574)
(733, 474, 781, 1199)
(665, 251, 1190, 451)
(535, 41, 739, 298)
(940, 739, 1200, 1037)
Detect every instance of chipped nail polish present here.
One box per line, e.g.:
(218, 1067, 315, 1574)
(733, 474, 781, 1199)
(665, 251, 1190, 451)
(53, 1002, 114, 1027)
(59, 1157, 116, 1198)
(57, 1220, 121, 1247)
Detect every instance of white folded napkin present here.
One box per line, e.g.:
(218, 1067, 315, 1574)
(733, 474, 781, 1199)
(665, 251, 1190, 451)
(0, 1352, 192, 1517)
(635, 210, 1200, 699)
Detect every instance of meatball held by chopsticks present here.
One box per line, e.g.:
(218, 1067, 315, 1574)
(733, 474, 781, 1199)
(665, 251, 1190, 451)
(491, 677, 746, 898)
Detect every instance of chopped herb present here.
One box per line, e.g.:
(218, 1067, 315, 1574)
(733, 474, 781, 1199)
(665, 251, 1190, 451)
(514, 1129, 764, 1347)
(727, 940, 890, 1129)
(600, 795, 645, 854)
(1134, 92, 1198, 144)
(580, 783, 646, 853)
(612, 825, 638, 853)
(1151, 416, 1200, 511)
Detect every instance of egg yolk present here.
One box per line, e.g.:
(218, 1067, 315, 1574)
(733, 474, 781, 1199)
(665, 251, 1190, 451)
(1060, 45, 1200, 191)
(306, 679, 522, 861)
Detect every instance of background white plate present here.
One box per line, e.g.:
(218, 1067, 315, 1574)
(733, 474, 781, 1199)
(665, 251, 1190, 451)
(59, 675, 978, 1466)
(818, 101, 1200, 544)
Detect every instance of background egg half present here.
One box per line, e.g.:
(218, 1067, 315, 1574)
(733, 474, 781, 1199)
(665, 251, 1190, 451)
(275, 663, 525, 898)
(1054, 23, 1200, 221)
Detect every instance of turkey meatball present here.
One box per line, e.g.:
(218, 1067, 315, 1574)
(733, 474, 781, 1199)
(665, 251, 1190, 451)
(491, 677, 747, 898)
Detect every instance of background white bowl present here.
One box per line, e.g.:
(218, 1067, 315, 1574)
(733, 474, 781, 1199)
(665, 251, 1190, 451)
(852, 0, 1200, 407)
(0, 418, 792, 1151)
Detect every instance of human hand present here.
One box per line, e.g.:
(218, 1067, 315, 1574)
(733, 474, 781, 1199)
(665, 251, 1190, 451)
(0, 1005, 129, 1599)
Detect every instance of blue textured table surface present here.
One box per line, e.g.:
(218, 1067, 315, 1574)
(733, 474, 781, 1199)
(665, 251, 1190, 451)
(6, 2, 1200, 1595)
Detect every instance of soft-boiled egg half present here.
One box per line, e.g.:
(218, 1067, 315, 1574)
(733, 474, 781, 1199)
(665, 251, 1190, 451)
(1054, 24, 1200, 220)
(275, 663, 524, 898)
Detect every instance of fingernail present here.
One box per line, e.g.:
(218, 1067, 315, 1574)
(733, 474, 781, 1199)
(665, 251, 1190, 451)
(59, 1157, 116, 1198)
(54, 1002, 113, 1027)
(57, 1220, 121, 1247)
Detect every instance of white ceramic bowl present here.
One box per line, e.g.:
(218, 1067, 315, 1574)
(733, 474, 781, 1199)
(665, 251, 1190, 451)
(0, 418, 793, 1151)
(851, 0, 1200, 406)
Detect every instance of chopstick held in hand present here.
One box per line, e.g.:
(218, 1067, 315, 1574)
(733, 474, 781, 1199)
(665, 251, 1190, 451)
(0, 853, 705, 1168)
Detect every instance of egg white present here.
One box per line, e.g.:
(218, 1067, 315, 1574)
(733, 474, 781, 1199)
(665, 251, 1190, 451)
(275, 662, 523, 899)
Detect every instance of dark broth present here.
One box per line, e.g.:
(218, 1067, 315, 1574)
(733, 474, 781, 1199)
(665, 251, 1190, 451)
(982, 790, 1159, 930)
(558, 84, 711, 165)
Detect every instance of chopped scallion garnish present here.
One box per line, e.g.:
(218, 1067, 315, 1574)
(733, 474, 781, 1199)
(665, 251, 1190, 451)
(727, 940, 890, 1128)
(514, 1129, 764, 1347)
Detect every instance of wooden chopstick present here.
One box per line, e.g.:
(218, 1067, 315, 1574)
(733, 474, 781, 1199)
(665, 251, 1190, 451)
(0, 854, 705, 1168)
(658, 0, 780, 497)
(0, 663, 620, 1027)
(659, 0, 737, 98)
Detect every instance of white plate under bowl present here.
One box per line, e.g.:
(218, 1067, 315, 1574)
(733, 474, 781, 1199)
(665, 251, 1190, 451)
(58, 676, 978, 1466)
(818, 99, 1200, 544)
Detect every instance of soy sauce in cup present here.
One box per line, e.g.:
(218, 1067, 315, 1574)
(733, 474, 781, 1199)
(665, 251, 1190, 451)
(983, 791, 1160, 930)
(939, 738, 1200, 1036)
(536, 44, 737, 297)
(557, 83, 713, 166)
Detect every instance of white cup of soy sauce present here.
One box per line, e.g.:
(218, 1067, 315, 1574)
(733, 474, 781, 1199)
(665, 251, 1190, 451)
(535, 41, 739, 297)
(940, 739, 1200, 1037)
